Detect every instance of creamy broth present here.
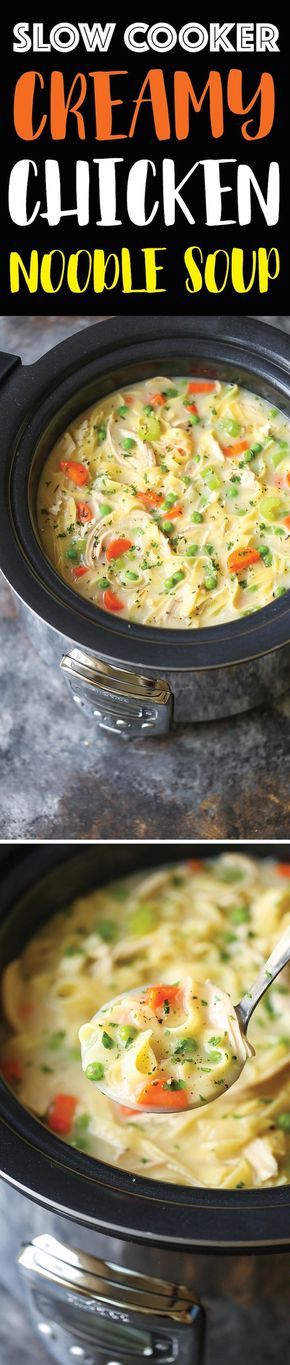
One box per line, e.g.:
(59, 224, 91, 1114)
(37, 378, 290, 628)
(2, 854, 290, 1188)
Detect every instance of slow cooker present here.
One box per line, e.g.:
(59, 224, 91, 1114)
(1, 842, 290, 1365)
(0, 317, 290, 738)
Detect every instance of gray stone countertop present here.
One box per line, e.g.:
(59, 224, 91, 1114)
(0, 314, 289, 841)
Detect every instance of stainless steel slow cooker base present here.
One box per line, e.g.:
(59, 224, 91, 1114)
(19, 600, 290, 736)
(2, 1183, 290, 1365)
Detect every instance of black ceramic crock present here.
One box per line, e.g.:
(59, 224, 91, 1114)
(1, 843, 290, 1365)
(0, 316, 290, 737)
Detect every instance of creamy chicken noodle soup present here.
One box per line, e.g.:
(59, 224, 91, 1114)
(79, 977, 252, 1111)
(2, 855, 290, 1189)
(37, 378, 290, 628)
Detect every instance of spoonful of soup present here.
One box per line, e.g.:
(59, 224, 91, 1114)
(79, 926, 290, 1113)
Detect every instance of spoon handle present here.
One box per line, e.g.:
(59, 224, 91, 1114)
(235, 924, 290, 1034)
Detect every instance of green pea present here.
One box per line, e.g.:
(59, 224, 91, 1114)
(227, 485, 239, 499)
(122, 438, 136, 452)
(98, 920, 118, 942)
(206, 1049, 222, 1063)
(98, 577, 110, 589)
(99, 503, 112, 517)
(275, 586, 287, 597)
(188, 413, 200, 425)
(97, 425, 107, 444)
(102, 1032, 115, 1050)
(117, 405, 129, 417)
(74, 1113, 90, 1131)
(66, 545, 80, 562)
(162, 520, 174, 535)
(143, 404, 154, 415)
(258, 546, 273, 566)
(128, 905, 156, 934)
(229, 906, 250, 924)
(162, 492, 177, 508)
(277, 1112, 290, 1131)
(64, 944, 85, 956)
(125, 570, 139, 581)
(185, 544, 199, 557)
(164, 570, 186, 592)
(191, 511, 203, 523)
(204, 572, 217, 590)
(86, 1062, 104, 1081)
(48, 1030, 66, 1050)
(119, 1026, 137, 1047)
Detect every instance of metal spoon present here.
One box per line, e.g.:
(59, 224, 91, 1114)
(80, 925, 290, 1113)
(235, 921, 290, 1039)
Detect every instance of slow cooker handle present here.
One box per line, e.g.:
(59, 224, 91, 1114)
(60, 648, 174, 738)
(18, 1233, 205, 1363)
(0, 351, 21, 384)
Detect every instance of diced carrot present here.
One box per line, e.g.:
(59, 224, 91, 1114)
(47, 1093, 77, 1135)
(228, 548, 260, 573)
(276, 864, 290, 877)
(187, 859, 203, 871)
(221, 441, 249, 458)
(76, 501, 94, 523)
(138, 1078, 188, 1110)
(137, 491, 163, 509)
(284, 516, 290, 528)
(151, 393, 166, 406)
(106, 538, 133, 561)
(60, 460, 89, 486)
(287, 474, 290, 486)
(103, 589, 124, 613)
(73, 566, 89, 578)
(145, 985, 182, 1014)
(188, 381, 216, 394)
(165, 505, 182, 519)
(185, 402, 198, 414)
(1, 1057, 22, 1083)
(123, 394, 133, 404)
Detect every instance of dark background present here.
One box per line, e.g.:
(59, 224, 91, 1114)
(1, 12, 290, 312)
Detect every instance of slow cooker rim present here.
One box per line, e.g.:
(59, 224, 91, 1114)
(1, 841, 290, 1249)
(1, 314, 290, 672)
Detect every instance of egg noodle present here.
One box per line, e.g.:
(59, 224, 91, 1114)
(2, 854, 290, 1189)
(37, 377, 290, 628)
